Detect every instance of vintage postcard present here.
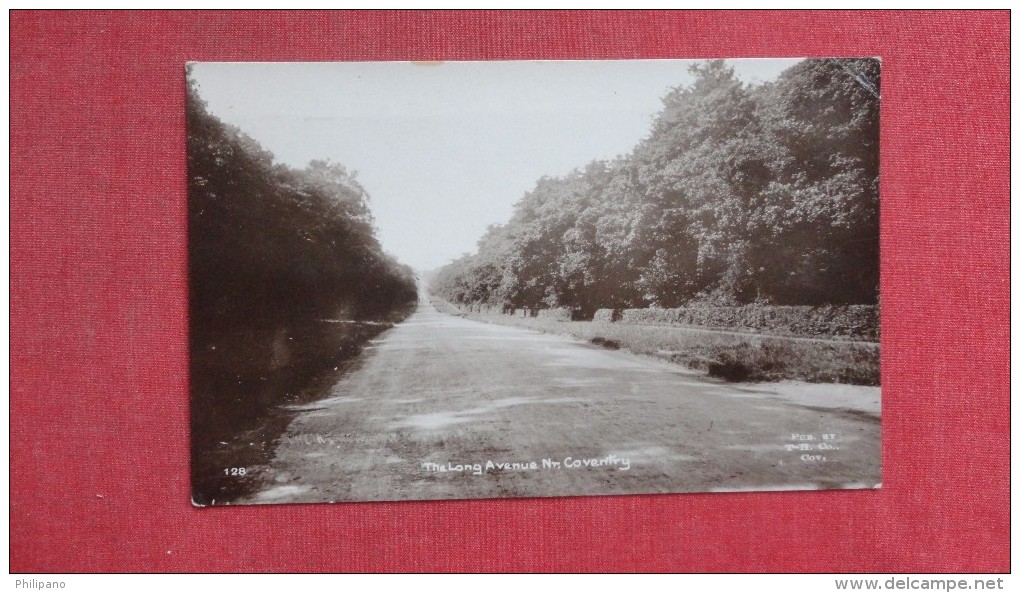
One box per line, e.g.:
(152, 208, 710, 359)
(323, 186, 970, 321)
(188, 59, 881, 505)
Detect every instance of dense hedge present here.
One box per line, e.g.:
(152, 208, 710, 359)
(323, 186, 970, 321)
(459, 302, 501, 315)
(618, 304, 879, 340)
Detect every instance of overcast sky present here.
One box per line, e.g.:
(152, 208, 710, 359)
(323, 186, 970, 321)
(189, 59, 802, 271)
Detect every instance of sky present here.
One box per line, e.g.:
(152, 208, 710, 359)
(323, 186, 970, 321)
(189, 58, 803, 271)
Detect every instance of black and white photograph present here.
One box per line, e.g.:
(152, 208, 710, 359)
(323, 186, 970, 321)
(188, 58, 881, 506)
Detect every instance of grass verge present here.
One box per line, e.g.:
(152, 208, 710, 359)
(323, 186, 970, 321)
(457, 311, 880, 386)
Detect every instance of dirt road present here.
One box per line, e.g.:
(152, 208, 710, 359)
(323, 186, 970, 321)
(238, 303, 880, 504)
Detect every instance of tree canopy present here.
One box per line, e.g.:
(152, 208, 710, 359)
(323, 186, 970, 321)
(187, 70, 418, 331)
(431, 59, 880, 315)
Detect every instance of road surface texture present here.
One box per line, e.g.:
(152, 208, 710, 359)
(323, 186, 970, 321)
(238, 303, 880, 504)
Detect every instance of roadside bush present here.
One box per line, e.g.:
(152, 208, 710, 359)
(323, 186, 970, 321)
(593, 308, 622, 323)
(590, 337, 621, 350)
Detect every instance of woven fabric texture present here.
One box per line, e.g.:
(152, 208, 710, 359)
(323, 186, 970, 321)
(9, 10, 1010, 573)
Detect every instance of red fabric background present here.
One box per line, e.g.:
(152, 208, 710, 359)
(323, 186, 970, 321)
(9, 10, 1010, 573)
